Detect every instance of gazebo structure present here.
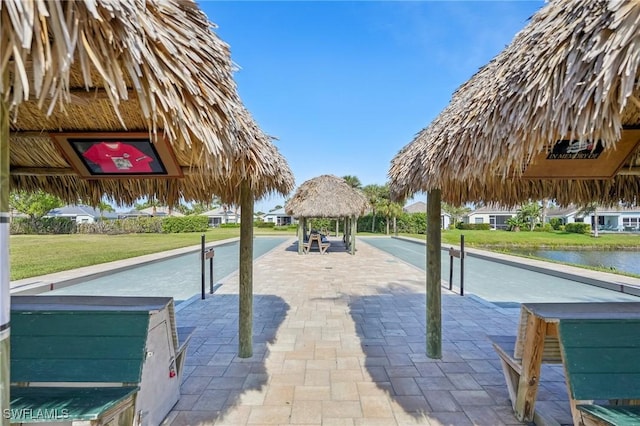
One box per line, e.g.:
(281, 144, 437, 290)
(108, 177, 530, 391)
(389, 0, 640, 384)
(1, 0, 294, 419)
(285, 174, 369, 255)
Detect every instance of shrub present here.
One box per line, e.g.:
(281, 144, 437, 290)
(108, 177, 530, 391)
(395, 212, 427, 234)
(10, 217, 75, 234)
(162, 216, 209, 233)
(533, 223, 554, 232)
(548, 217, 563, 230)
(219, 223, 241, 228)
(255, 222, 275, 228)
(456, 223, 491, 230)
(565, 222, 591, 234)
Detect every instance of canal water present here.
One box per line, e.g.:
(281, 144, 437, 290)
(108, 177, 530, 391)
(505, 248, 640, 276)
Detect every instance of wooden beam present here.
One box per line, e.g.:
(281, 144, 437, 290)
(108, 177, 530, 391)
(238, 180, 254, 358)
(426, 189, 442, 359)
(10, 166, 196, 176)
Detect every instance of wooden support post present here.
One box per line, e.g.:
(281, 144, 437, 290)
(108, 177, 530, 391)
(0, 82, 10, 425)
(297, 217, 304, 254)
(426, 189, 442, 359)
(239, 180, 254, 358)
(350, 216, 357, 255)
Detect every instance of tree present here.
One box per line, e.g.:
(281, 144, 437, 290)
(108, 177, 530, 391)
(377, 200, 404, 235)
(10, 190, 64, 225)
(363, 184, 390, 233)
(441, 202, 471, 229)
(95, 201, 115, 219)
(342, 175, 362, 189)
(517, 201, 542, 231)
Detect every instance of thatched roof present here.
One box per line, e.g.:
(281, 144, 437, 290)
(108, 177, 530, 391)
(389, 0, 640, 207)
(285, 175, 370, 218)
(2, 0, 293, 205)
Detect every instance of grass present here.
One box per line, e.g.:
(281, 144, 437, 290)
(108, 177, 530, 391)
(10, 228, 296, 281)
(10, 228, 640, 281)
(401, 229, 640, 249)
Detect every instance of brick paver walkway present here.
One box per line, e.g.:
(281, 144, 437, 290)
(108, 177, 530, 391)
(165, 238, 571, 425)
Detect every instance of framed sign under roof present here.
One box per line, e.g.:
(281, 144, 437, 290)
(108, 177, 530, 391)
(521, 128, 640, 179)
(51, 132, 183, 179)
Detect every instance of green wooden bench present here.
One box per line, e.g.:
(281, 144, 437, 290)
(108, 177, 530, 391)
(10, 296, 195, 425)
(558, 319, 640, 426)
(10, 307, 148, 424)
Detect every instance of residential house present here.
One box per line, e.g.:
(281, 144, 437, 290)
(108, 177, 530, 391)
(201, 206, 240, 227)
(545, 204, 640, 232)
(139, 206, 184, 217)
(47, 205, 118, 224)
(464, 205, 519, 230)
(261, 208, 296, 226)
(544, 205, 581, 225)
(403, 201, 451, 229)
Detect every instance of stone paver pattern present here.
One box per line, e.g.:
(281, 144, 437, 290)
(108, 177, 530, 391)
(165, 238, 571, 425)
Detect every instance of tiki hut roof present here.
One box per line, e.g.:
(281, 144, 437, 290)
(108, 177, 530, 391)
(285, 175, 370, 218)
(389, 0, 640, 207)
(3, 0, 293, 205)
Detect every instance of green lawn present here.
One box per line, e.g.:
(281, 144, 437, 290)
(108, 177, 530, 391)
(9, 228, 640, 281)
(402, 229, 640, 249)
(9, 228, 295, 281)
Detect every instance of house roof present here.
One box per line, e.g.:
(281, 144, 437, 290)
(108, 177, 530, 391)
(48, 205, 118, 219)
(263, 208, 288, 216)
(139, 207, 184, 217)
(467, 205, 519, 215)
(201, 207, 241, 216)
(403, 201, 426, 214)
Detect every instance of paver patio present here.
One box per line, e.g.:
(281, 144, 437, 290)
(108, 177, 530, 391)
(165, 238, 572, 425)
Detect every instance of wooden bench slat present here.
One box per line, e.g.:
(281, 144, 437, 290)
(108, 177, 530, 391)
(578, 405, 640, 426)
(10, 386, 138, 422)
(12, 335, 147, 359)
(12, 359, 147, 384)
(11, 311, 150, 336)
(568, 373, 640, 401)
(564, 348, 640, 374)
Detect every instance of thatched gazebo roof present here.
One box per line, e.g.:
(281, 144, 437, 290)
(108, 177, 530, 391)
(389, 0, 640, 206)
(285, 175, 369, 218)
(3, 0, 293, 205)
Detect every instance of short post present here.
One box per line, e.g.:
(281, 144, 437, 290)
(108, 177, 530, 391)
(200, 234, 205, 300)
(449, 247, 454, 291)
(460, 235, 465, 296)
(206, 248, 215, 294)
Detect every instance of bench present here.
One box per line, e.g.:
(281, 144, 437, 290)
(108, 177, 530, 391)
(558, 318, 640, 426)
(488, 334, 562, 409)
(303, 234, 331, 254)
(10, 295, 195, 426)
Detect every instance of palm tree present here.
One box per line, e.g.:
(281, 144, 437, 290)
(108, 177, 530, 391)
(441, 202, 471, 229)
(342, 175, 362, 189)
(518, 201, 542, 231)
(377, 200, 404, 235)
(363, 184, 389, 233)
(96, 201, 115, 220)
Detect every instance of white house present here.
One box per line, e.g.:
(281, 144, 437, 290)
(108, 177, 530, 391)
(544, 205, 581, 225)
(47, 205, 118, 224)
(261, 208, 296, 226)
(201, 206, 240, 227)
(403, 201, 451, 229)
(139, 206, 184, 217)
(545, 204, 640, 232)
(464, 205, 518, 230)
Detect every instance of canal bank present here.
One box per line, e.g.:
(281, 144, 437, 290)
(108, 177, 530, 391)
(389, 235, 640, 298)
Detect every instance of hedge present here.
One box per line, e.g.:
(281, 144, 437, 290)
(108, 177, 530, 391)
(456, 223, 492, 230)
(564, 222, 591, 234)
(162, 216, 209, 233)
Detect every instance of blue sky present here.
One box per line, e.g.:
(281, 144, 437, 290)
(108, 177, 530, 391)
(199, 1, 545, 213)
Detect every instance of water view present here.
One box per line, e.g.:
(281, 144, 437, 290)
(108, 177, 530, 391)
(506, 249, 640, 276)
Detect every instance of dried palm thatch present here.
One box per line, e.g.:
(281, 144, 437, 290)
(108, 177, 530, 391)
(2, 0, 293, 205)
(285, 175, 370, 218)
(389, 0, 640, 207)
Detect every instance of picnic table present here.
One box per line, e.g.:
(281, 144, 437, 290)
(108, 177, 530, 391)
(303, 233, 330, 254)
(491, 302, 640, 423)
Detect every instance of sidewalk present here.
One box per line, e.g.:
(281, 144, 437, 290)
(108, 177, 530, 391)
(165, 238, 571, 425)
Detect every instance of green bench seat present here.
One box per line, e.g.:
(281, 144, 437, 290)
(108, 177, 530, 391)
(10, 387, 138, 423)
(559, 318, 640, 426)
(10, 301, 150, 425)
